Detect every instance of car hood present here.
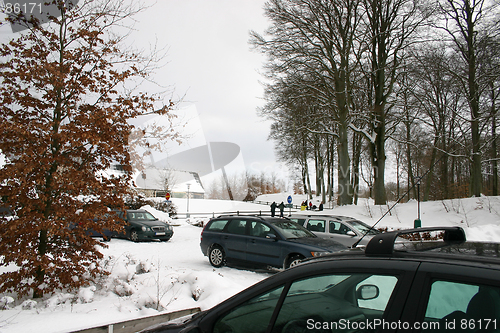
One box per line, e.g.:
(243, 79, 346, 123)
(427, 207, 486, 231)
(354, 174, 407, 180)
(288, 237, 347, 251)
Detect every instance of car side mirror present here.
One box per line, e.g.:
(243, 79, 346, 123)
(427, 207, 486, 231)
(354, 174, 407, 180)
(356, 284, 379, 300)
(347, 230, 356, 237)
(266, 234, 278, 241)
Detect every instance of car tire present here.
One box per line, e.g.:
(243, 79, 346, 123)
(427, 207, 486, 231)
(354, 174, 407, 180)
(129, 230, 139, 242)
(209, 245, 225, 268)
(285, 254, 304, 269)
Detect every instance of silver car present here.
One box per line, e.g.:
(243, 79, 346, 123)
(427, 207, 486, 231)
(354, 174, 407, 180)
(288, 214, 380, 247)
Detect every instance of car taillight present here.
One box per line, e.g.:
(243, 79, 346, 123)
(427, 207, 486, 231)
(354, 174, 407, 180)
(200, 223, 209, 241)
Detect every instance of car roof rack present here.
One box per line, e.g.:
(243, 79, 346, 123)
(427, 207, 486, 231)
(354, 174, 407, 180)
(365, 226, 466, 256)
(215, 214, 284, 219)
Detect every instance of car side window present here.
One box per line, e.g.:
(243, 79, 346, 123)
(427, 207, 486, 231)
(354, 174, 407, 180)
(250, 221, 272, 238)
(213, 285, 285, 333)
(207, 220, 228, 232)
(424, 280, 500, 326)
(330, 221, 352, 235)
(226, 219, 247, 235)
(330, 221, 341, 233)
(292, 218, 306, 225)
(306, 219, 326, 232)
(271, 274, 399, 333)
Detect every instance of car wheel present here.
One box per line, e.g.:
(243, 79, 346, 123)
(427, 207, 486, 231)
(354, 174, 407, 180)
(209, 245, 225, 268)
(129, 230, 139, 242)
(285, 255, 304, 269)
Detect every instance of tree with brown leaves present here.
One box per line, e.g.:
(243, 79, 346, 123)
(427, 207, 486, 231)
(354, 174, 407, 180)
(0, 0, 176, 298)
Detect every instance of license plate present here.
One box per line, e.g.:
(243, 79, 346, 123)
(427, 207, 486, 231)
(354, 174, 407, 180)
(155, 232, 165, 236)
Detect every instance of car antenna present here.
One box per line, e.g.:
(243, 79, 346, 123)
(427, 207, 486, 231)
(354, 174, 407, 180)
(351, 149, 454, 248)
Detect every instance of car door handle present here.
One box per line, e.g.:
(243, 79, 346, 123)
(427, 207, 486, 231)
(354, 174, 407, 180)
(223, 235, 229, 239)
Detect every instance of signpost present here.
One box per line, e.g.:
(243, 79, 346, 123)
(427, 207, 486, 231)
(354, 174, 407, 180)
(165, 192, 171, 203)
(286, 195, 293, 214)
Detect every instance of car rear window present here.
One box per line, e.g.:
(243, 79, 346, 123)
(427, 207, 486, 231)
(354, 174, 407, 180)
(207, 220, 229, 232)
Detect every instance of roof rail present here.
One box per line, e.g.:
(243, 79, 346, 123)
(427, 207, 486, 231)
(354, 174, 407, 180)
(365, 226, 466, 256)
(215, 214, 271, 218)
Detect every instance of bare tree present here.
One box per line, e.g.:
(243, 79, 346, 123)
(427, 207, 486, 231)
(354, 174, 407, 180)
(251, 0, 363, 205)
(436, 0, 500, 197)
(358, 0, 431, 205)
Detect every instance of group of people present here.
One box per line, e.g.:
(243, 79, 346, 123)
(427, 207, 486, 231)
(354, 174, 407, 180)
(270, 201, 285, 217)
(270, 199, 324, 217)
(300, 200, 323, 211)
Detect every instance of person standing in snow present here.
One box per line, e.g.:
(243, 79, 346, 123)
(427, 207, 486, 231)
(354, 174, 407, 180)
(278, 202, 285, 217)
(270, 201, 277, 217)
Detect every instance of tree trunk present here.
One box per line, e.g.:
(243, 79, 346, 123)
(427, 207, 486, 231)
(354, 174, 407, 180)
(33, 229, 48, 298)
(405, 118, 417, 200)
(338, 123, 353, 205)
(352, 132, 362, 205)
(424, 147, 437, 201)
(372, 105, 387, 205)
(491, 84, 498, 196)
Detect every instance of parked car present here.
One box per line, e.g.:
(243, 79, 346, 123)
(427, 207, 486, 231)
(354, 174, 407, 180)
(72, 209, 173, 242)
(85, 218, 114, 241)
(288, 214, 380, 247)
(113, 209, 174, 242)
(200, 215, 347, 269)
(143, 226, 500, 333)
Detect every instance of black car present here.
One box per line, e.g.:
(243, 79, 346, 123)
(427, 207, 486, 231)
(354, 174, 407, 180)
(143, 226, 500, 333)
(77, 209, 174, 242)
(200, 215, 347, 269)
(114, 209, 174, 242)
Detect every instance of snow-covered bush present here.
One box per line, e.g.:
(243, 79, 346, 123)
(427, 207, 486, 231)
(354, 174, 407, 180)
(0, 296, 14, 309)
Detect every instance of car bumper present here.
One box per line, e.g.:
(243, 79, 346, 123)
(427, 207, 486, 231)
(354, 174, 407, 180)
(137, 230, 174, 241)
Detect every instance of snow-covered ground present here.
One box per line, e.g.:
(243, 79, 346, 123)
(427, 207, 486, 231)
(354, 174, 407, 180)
(1, 194, 500, 333)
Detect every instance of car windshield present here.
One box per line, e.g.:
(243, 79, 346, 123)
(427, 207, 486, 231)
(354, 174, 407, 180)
(128, 212, 157, 221)
(349, 220, 380, 235)
(272, 221, 315, 239)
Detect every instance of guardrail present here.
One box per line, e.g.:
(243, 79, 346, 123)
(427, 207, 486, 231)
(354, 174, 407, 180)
(71, 307, 200, 333)
(171, 200, 331, 219)
(173, 209, 301, 219)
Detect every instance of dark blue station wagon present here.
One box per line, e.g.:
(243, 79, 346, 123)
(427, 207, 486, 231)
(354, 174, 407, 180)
(200, 215, 347, 269)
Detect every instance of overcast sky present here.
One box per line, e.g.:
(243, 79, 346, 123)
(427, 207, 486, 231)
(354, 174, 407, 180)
(132, 1, 279, 176)
(0, 1, 285, 179)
